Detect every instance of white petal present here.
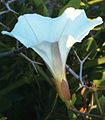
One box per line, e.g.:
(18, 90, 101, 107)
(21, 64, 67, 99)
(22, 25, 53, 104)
(53, 8, 103, 44)
(65, 8, 81, 20)
(1, 7, 103, 77)
(53, 9, 103, 72)
(31, 42, 54, 73)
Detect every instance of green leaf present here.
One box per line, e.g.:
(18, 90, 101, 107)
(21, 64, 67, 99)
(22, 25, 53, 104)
(98, 96, 105, 114)
(76, 37, 97, 59)
(0, 79, 26, 96)
(0, 97, 12, 113)
(84, 57, 105, 69)
(88, 0, 103, 5)
(59, 0, 81, 15)
(100, 0, 105, 12)
(71, 94, 77, 105)
(93, 70, 105, 88)
(85, 37, 97, 58)
(68, 110, 77, 119)
(58, 0, 66, 5)
(29, 0, 49, 16)
(52, 7, 59, 17)
(0, 117, 7, 120)
(36, 65, 53, 87)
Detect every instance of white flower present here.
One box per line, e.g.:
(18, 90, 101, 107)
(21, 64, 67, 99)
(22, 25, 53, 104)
(2, 8, 103, 82)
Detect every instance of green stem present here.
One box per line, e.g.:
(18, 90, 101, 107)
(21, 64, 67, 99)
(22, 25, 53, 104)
(94, 90, 103, 116)
(36, 65, 53, 86)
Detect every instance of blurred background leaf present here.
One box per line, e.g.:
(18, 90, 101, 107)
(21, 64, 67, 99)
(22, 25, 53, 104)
(59, 0, 81, 15)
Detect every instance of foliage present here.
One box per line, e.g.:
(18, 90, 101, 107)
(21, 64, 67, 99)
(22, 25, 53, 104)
(0, 0, 105, 120)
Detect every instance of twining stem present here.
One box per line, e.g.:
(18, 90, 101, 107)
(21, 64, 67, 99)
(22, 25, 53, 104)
(70, 108, 105, 119)
(0, 10, 9, 15)
(0, 22, 10, 30)
(66, 64, 79, 80)
(45, 93, 58, 120)
(5, 0, 19, 15)
(94, 90, 103, 116)
(20, 53, 42, 73)
(80, 62, 84, 85)
(87, 92, 97, 114)
(0, 47, 26, 57)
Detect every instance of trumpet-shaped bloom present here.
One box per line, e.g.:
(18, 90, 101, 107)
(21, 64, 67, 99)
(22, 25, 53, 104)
(2, 8, 103, 82)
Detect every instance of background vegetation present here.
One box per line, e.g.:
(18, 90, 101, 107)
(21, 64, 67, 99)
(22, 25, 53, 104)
(0, 0, 105, 120)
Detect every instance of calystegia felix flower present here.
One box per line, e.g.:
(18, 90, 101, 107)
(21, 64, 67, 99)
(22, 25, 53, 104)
(2, 7, 103, 108)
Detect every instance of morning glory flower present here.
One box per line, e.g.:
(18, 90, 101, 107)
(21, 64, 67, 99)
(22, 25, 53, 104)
(2, 8, 103, 106)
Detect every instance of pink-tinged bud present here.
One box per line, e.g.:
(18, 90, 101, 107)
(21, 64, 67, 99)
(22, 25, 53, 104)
(61, 80, 70, 101)
(53, 78, 71, 104)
